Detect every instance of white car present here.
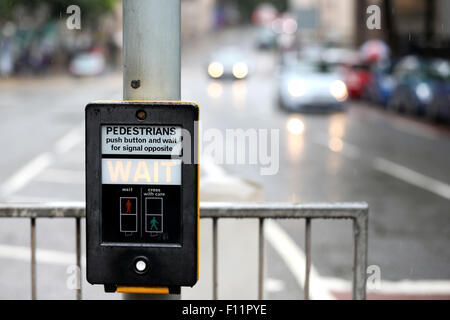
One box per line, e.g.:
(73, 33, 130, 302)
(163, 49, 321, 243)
(69, 50, 105, 77)
(207, 47, 250, 80)
(277, 59, 348, 112)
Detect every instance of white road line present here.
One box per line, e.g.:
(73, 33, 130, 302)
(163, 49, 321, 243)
(0, 122, 84, 198)
(324, 277, 450, 295)
(373, 157, 450, 200)
(199, 154, 262, 201)
(35, 168, 85, 185)
(0, 153, 54, 198)
(202, 154, 448, 298)
(265, 220, 335, 300)
(54, 123, 84, 154)
(315, 136, 450, 201)
(265, 220, 450, 298)
(265, 278, 285, 293)
(369, 280, 450, 295)
(0, 244, 86, 267)
(6, 195, 66, 202)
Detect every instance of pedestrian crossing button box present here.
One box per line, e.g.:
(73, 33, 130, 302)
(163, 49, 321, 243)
(85, 101, 199, 292)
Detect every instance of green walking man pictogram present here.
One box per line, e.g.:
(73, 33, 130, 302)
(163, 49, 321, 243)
(150, 217, 160, 231)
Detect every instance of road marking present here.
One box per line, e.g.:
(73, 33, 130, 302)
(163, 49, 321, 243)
(373, 157, 450, 200)
(0, 244, 86, 267)
(369, 279, 450, 295)
(315, 136, 450, 201)
(54, 124, 84, 154)
(0, 153, 54, 198)
(35, 168, 85, 185)
(265, 278, 285, 293)
(265, 220, 450, 299)
(0, 122, 84, 198)
(1, 239, 448, 298)
(6, 195, 66, 202)
(200, 154, 262, 201)
(201, 154, 449, 298)
(324, 276, 450, 295)
(265, 220, 335, 300)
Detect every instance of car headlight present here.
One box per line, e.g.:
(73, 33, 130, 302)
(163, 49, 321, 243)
(416, 83, 432, 103)
(330, 80, 348, 102)
(288, 79, 306, 97)
(208, 62, 224, 78)
(232, 62, 248, 79)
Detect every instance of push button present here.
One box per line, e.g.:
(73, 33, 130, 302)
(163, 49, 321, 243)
(134, 257, 149, 274)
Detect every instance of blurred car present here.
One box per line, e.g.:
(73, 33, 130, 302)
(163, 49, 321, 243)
(321, 47, 357, 67)
(426, 59, 450, 123)
(277, 59, 348, 112)
(364, 62, 397, 106)
(360, 39, 390, 64)
(342, 60, 372, 99)
(255, 26, 277, 50)
(207, 47, 249, 80)
(388, 56, 439, 115)
(427, 81, 450, 123)
(69, 49, 105, 77)
(251, 3, 278, 26)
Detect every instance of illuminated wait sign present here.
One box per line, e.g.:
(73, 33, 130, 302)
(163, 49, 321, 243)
(102, 159, 181, 185)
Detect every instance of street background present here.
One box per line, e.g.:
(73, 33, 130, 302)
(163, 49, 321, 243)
(0, 0, 449, 299)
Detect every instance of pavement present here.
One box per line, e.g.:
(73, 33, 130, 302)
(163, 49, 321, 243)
(0, 26, 449, 300)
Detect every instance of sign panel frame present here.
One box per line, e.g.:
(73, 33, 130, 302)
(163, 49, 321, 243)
(85, 101, 199, 290)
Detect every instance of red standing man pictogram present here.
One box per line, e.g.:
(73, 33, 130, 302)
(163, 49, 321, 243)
(126, 199, 132, 214)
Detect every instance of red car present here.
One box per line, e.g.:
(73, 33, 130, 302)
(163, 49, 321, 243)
(342, 62, 372, 99)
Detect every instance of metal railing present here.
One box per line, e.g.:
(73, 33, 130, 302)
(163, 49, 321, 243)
(0, 202, 368, 300)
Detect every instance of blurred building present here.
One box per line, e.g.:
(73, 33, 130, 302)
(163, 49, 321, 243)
(361, 0, 450, 56)
(288, 0, 450, 55)
(181, 0, 216, 40)
(288, 0, 356, 45)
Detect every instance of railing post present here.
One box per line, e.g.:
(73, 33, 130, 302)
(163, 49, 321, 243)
(212, 218, 218, 300)
(30, 218, 36, 300)
(304, 218, 311, 300)
(258, 218, 265, 300)
(352, 211, 368, 300)
(75, 218, 82, 300)
(122, 0, 181, 300)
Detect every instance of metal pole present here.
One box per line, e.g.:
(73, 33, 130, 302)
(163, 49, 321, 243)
(257, 218, 265, 300)
(352, 212, 368, 300)
(122, 0, 181, 300)
(75, 218, 82, 300)
(304, 218, 311, 300)
(212, 218, 218, 300)
(30, 218, 36, 300)
(123, 0, 181, 101)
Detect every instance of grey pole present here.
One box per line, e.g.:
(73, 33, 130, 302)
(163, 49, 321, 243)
(123, 0, 181, 101)
(122, 0, 181, 300)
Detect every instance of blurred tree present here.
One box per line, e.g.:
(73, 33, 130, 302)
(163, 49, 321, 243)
(0, 0, 118, 22)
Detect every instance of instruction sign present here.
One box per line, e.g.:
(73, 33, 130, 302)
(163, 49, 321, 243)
(102, 125, 182, 155)
(101, 125, 183, 245)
